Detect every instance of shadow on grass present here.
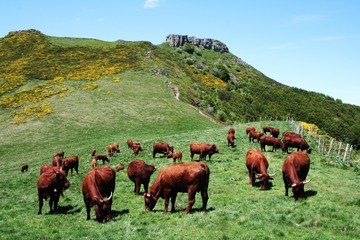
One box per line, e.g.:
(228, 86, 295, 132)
(46, 205, 81, 215)
(111, 209, 130, 221)
(305, 190, 318, 198)
(253, 181, 274, 190)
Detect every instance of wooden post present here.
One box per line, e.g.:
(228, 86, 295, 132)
(349, 145, 353, 160)
(328, 139, 334, 156)
(337, 142, 342, 158)
(343, 144, 349, 161)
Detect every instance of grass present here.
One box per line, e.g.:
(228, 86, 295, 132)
(0, 72, 359, 240)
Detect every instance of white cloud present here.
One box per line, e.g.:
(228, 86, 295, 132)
(144, 0, 159, 9)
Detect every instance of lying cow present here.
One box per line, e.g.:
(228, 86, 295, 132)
(246, 149, 275, 190)
(282, 152, 311, 200)
(248, 130, 264, 143)
(283, 136, 312, 154)
(167, 151, 183, 163)
(152, 142, 174, 158)
(127, 160, 156, 195)
(259, 136, 284, 152)
(37, 166, 70, 214)
(82, 166, 117, 223)
(144, 162, 210, 214)
(190, 143, 219, 161)
(62, 155, 79, 176)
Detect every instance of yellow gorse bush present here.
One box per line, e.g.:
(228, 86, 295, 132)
(300, 121, 319, 135)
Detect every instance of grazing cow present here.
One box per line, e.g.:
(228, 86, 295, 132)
(227, 132, 236, 147)
(91, 158, 97, 169)
(127, 160, 156, 195)
(55, 151, 64, 159)
(259, 136, 284, 152)
(144, 162, 210, 214)
(246, 149, 274, 190)
(228, 127, 235, 134)
(52, 155, 62, 167)
(263, 126, 274, 135)
(152, 142, 174, 158)
(132, 143, 144, 156)
(282, 152, 311, 200)
(167, 151, 183, 163)
(127, 139, 134, 149)
(283, 136, 312, 154)
(190, 143, 219, 161)
(282, 131, 301, 139)
(94, 154, 110, 164)
(21, 164, 28, 172)
(62, 155, 79, 176)
(270, 128, 280, 138)
(248, 130, 264, 143)
(108, 143, 120, 157)
(82, 166, 116, 223)
(37, 166, 70, 214)
(246, 126, 256, 135)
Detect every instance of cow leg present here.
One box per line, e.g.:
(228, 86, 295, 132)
(135, 179, 141, 195)
(75, 166, 78, 175)
(184, 191, 196, 214)
(190, 152, 194, 161)
(163, 194, 170, 214)
(144, 181, 149, 194)
(38, 195, 43, 215)
(170, 193, 177, 212)
(85, 203, 91, 220)
(283, 174, 289, 196)
(49, 196, 54, 213)
(53, 194, 59, 211)
(200, 189, 208, 211)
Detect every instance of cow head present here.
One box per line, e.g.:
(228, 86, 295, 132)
(256, 173, 275, 190)
(306, 147, 312, 154)
(212, 144, 219, 153)
(94, 192, 113, 223)
(291, 180, 311, 200)
(144, 192, 157, 211)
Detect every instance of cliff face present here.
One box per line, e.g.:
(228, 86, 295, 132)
(165, 34, 229, 53)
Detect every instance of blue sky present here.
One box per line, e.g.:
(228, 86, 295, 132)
(1, 0, 359, 106)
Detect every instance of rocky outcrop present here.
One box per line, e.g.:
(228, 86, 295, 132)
(165, 34, 229, 53)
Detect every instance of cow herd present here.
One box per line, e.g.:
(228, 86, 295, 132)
(33, 125, 312, 223)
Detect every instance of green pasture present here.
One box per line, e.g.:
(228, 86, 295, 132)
(0, 72, 359, 240)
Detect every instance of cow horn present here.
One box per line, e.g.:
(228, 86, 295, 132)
(303, 179, 311, 184)
(291, 183, 297, 187)
(269, 172, 276, 177)
(104, 192, 113, 201)
(255, 173, 263, 177)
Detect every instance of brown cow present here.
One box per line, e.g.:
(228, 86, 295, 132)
(132, 143, 144, 156)
(190, 143, 219, 161)
(283, 136, 312, 154)
(227, 132, 236, 147)
(152, 142, 174, 158)
(246, 126, 256, 135)
(259, 136, 284, 152)
(108, 143, 120, 157)
(62, 155, 79, 176)
(115, 164, 125, 172)
(82, 166, 116, 222)
(282, 152, 311, 200)
(248, 130, 264, 143)
(91, 158, 97, 169)
(144, 162, 209, 214)
(40, 164, 53, 175)
(52, 155, 62, 167)
(246, 149, 274, 190)
(55, 151, 64, 159)
(37, 166, 70, 214)
(167, 151, 183, 163)
(127, 160, 156, 195)
(270, 127, 280, 138)
(127, 139, 134, 149)
(228, 127, 235, 134)
(21, 164, 28, 172)
(94, 154, 110, 164)
(263, 126, 274, 135)
(282, 131, 301, 138)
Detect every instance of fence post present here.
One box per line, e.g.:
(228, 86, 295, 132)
(349, 145, 353, 160)
(343, 144, 349, 161)
(337, 142, 342, 158)
(328, 139, 334, 156)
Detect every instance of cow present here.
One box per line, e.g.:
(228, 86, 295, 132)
(115, 164, 125, 172)
(132, 143, 144, 156)
(248, 130, 264, 143)
(227, 132, 236, 147)
(127, 139, 134, 149)
(228, 127, 235, 134)
(190, 143, 219, 161)
(91, 158, 97, 169)
(21, 164, 28, 172)
(259, 136, 284, 152)
(94, 154, 110, 164)
(82, 166, 117, 223)
(166, 151, 183, 163)
(283, 136, 312, 154)
(127, 160, 156, 195)
(108, 143, 120, 157)
(282, 152, 311, 200)
(55, 151, 64, 159)
(62, 155, 79, 176)
(270, 127, 280, 138)
(282, 131, 301, 139)
(152, 142, 174, 158)
(246, 126, 256, 135)
(263, 126, 274, 135)
(144, 162, 209, 214)
(40, 164, 53, 175)
(37, 166, 70, 214)
(246, 149, 275, 190)
(52, 155, 62, 167)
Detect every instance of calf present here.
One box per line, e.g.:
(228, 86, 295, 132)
(21, 164, 29, 172)
(282, 152, 311, 200)
(167, 151, 183, 163)
(127, 160, 156, 195)
(259, 136, 284, 152)
(246, 149, 274, 190)
(153, 142, 174, 158)
(94, 154, 110, 164)
(227, 132, 236, 147)
(144, 162, 209, 214)
(132, 143, 144, 156)
(190, 143, 219, 161)
(62, 155, 79, 176)
(248, 130, 264, 143)
(108, 143, 120, 157)
(127, 139, 134, 149)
